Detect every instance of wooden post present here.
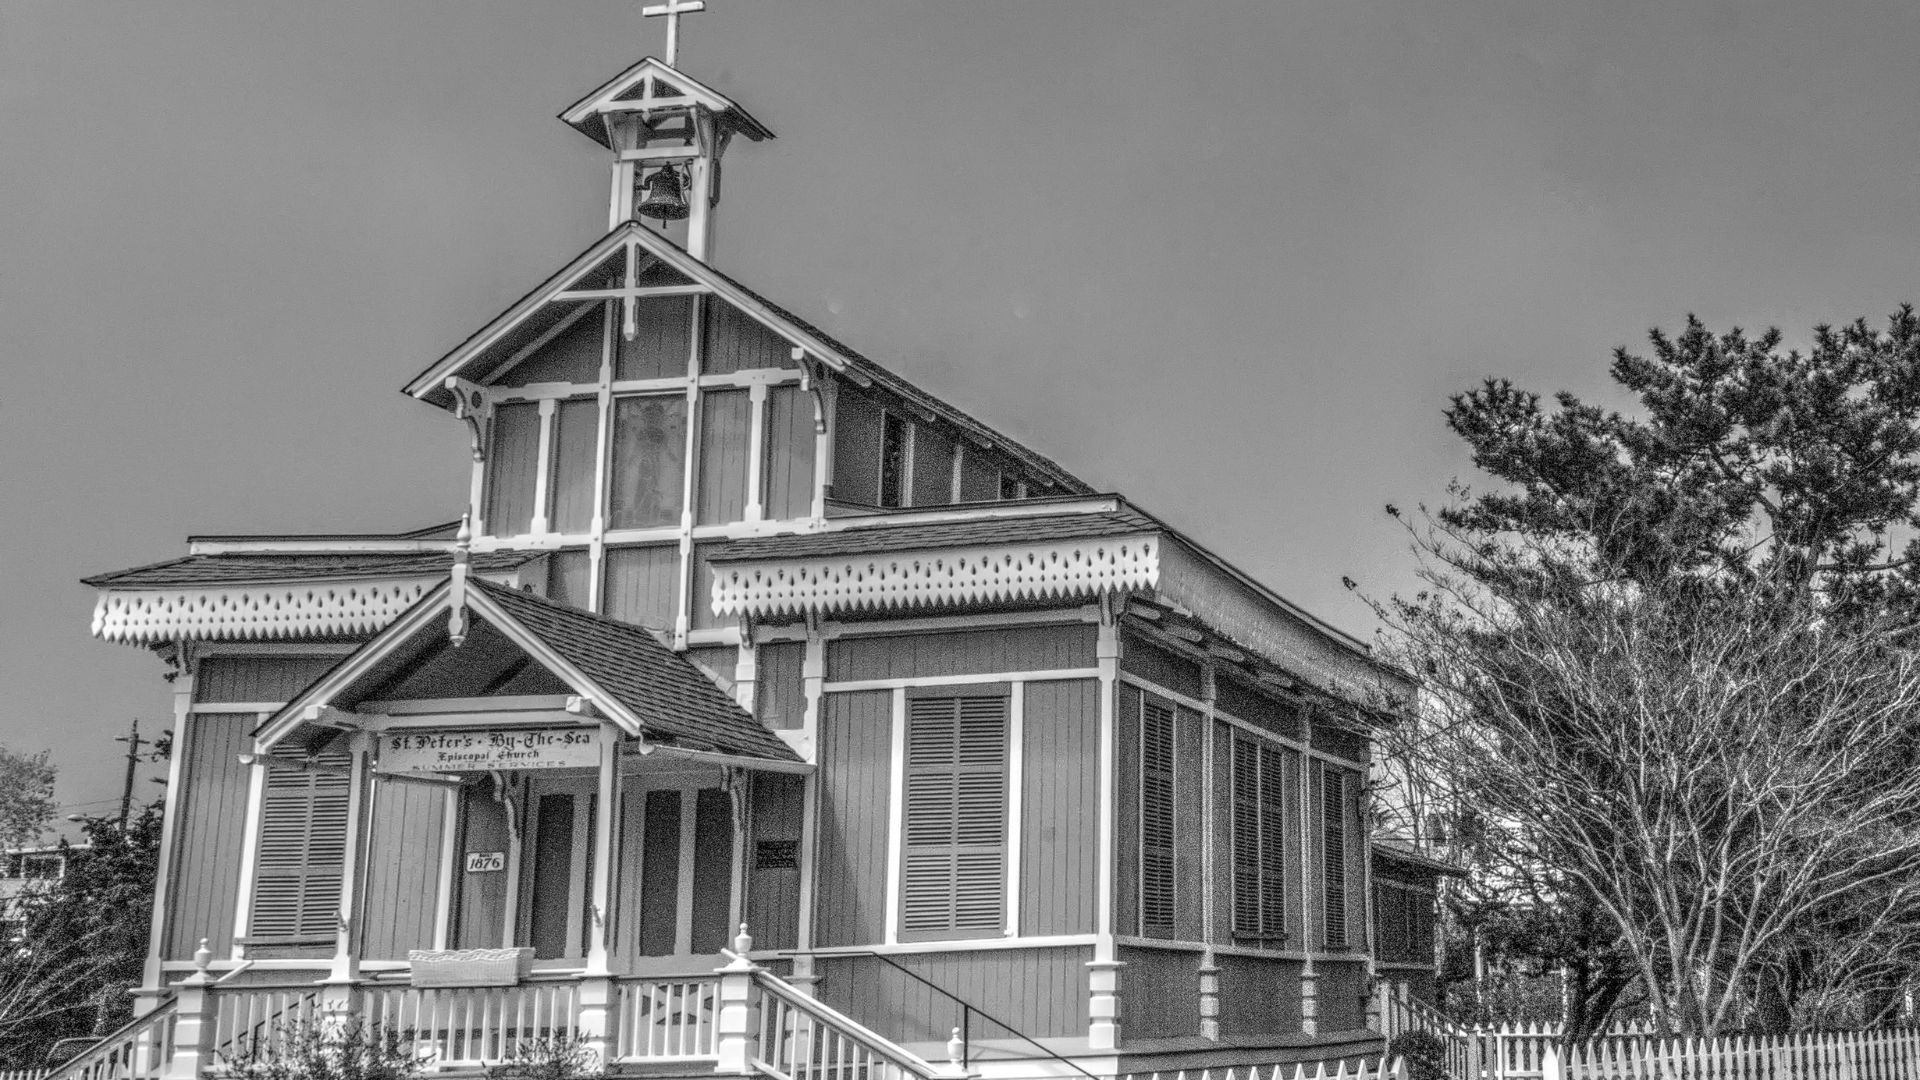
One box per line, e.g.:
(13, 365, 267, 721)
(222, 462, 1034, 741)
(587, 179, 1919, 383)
(159, 941, 217, 1080)
(713, 925, 759, 1075)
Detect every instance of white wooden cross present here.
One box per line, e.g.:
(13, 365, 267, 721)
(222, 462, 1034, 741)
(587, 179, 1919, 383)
(643, 0, 706, 67)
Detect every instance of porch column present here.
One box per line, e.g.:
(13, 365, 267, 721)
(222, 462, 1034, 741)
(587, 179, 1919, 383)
(1088, 605, 1123, 1051)
(328, 731, 373, 985)
(578, 721, 622, 1066)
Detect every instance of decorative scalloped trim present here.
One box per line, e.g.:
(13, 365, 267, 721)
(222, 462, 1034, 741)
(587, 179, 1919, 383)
(710, 536, 1159, 619)
(91, 573, 518, 643)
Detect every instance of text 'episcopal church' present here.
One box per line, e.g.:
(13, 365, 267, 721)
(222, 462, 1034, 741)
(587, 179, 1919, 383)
(80, 10, 1451, 1079)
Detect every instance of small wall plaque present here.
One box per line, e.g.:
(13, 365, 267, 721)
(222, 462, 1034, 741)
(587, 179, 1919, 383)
(465, 851, 506, 873)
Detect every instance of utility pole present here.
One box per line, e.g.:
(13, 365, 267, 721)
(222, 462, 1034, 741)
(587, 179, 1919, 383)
(114, 718, 147, 831)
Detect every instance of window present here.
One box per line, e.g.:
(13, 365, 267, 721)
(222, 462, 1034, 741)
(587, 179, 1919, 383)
(1139, 697, 1176, 935)
(1323, 766, 1349, 948)
(900, 691, 1008, 940)
(878, 412, 909, 508)
(608, 395, 688, 529)
(1231, 735, 1288, 942)
(484, 401, 542, 536)
(250, 756, 352, 942)
(19, 855, 60, 881)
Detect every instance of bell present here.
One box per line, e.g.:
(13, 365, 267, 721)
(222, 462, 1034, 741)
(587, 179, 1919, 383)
(636, 166, 690, 221)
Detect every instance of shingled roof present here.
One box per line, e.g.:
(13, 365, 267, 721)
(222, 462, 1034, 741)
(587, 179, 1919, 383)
(469, 579, 798, 763)
(83, 551, 538, 589)
(708, 507, 1160, 563)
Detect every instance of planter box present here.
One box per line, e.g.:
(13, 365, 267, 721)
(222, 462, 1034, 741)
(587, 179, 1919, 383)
(406, 947, 534, 988)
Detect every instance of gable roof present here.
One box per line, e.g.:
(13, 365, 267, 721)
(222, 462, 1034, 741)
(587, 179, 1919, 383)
(402, 222, 1093, 497)
(257, 576, 799, 766)
(557, 57, 774, 148)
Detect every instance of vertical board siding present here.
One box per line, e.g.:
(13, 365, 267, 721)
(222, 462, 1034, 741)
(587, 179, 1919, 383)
(1215, 954, 1304, 1036)
(957, 451, 1000, 503)
(1174, 706, 1205, 941)
(635, 789, 683, 958)
(603, 545, 680, 629)
(194, 657, 342, 703)
(1341, 767, 1366, 951)
(690, 788, 734, 953)
(689, 544, 722, 630)
(359, 780, 448, 960)
(453, 782, 509, 949)
(1119, 635, 1203, 699)
(549, 398, 600, 534)
(827, 625, 1097, 683)
(1209, 721, 1235, 949)
(763, 385, 817, 521)
(545, 550, 593, 610)
(910, 426, 956, 508)
(830, 384, 883, 506)
(1286, 747, 1306, 946)
(1214, 677, 1304, 742)
(754, 641, 807, 731)
(703, 299, 798, 375)
(813, 691, 892, 947)
(1312, 725, 1370, 765)
(1315, 958, 1369, 1033)
(1117, 947, 1201, 1039)
(697, 389, 751, 525)
(815, 947, 1090, 1042)
(485, 402, 542, 537)
(1114, 688, 1140, 937)
(747, 774, 804, 951)
(164, 713, 253, 959)
(1019, 679, 1099, 936)
(502, 308, 602, 386)
(616, 296, 694, 380)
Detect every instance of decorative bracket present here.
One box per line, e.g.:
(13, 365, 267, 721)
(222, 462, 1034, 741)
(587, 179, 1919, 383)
(445, 377, 491, 462)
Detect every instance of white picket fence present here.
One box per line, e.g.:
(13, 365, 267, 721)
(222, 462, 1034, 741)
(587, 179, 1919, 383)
(1407, 1018, 1920, 1080)
(1120, 1057, 1409, 1080)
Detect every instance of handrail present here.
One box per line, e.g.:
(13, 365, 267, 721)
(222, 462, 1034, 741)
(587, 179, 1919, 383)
(813, 949, 1102, 1080)
(47, 995, 179, 1080)
(752, 968, 944, 1080)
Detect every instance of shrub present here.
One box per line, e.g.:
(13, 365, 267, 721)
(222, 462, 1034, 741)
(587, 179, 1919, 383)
(215, 1018, 426, 1080)
(1384, 1029, 1449, 1080)
(482, 1036, 602, 1080)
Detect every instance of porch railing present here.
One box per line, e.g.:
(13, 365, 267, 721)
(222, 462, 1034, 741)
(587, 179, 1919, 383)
(752, 968, 943, 1080)
(358, 979, 581, 1068)
(45, 997, 177, 1080)
(611, 977, 719, 1061)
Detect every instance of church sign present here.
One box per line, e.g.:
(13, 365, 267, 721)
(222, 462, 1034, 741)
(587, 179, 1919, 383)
(383, 728, 600, 773)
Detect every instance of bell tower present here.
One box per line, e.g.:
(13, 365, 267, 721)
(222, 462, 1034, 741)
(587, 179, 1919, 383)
(558, 1, 773, 262)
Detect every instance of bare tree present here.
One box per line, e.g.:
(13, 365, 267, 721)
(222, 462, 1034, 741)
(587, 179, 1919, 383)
(1379, 547, 1920, 1036)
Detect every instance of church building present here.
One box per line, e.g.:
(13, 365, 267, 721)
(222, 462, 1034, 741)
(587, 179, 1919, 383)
(75, 9, 1437, 1079)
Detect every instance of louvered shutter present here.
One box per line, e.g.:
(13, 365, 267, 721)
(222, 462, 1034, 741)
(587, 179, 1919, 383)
(1322, 766, 1348, 947)
(901, 694, 1008, 940)
(1231, 736, 1288, 942)
(1139, 698, 1176, 935)
(250, 755, 352, 941)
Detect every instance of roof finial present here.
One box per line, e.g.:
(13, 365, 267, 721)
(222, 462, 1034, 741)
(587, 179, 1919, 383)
(448, 513, 472, 647)
(643, 0, 706, 68)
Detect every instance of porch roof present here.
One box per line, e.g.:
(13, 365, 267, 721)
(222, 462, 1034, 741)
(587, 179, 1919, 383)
(705, 506, 1160, 562)
(467, 580, 800, 763)
(82, 550, 536, 588)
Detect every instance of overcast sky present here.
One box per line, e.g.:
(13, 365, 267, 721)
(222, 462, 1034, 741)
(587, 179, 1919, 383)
(5, 0, 1920, 813)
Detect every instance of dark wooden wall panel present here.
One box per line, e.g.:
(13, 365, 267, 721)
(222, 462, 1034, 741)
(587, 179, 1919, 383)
(763, 385, 817, 521)
(813, 690, 892, 947)
(1215, 676, 1304, 742)
(957, 449, 1000, 503)
(1120, 635, 1202, 699)
(359, 780, 448, 960)
(816, 947, 1090, 1042)
(1209, 722, 1235, 948)
(1118, 947, 1200, 1039)
(1312, 724, 1370, 765)
(549, 398, 600, 534)
(910, 426, 955, 508)
(453, 781, 510, 950)
(1114, 687, 1139, 937)
(485, 402, 542, 537)
(195, 656, 342, 703)
(747, 773, 804, 952)
(754, 641, 807, 731)
(164, 713, 253, 959)
(830, 385, 883, 506)
(1019, 679, 1099, 936)
(617, 296, 694, 380)
(1316, 958, 1370, 1033)
(827, 625, 1096, 683)
(704, 299, 798, 375)
(1174, 705, 1205, 942)
(502, 307, 602, 386)
(603, 545, 680, 630)
(1215, 954, 1304, 1037)
(697, 390, 751, 525)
